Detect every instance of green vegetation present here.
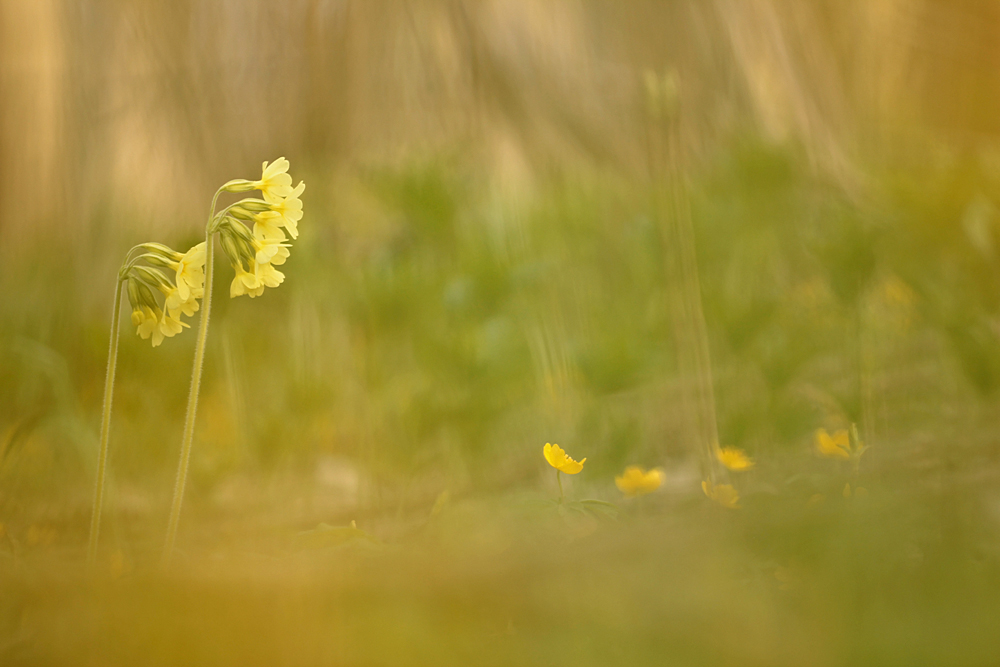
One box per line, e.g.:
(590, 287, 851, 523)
(5, 136, 1000, 664)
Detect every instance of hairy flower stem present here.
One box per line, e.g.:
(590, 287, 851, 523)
(162, 192, 221, 569)
(87, 278, 125, 566)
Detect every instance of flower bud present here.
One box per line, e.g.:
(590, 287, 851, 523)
(226, 205, 254, 221)
(135, 279, 159, 311)
(131, 265, 172, 289)
(126, 279, 143, 326)
(140, 242, 182, 261)
(235, 199, 272, 212)
(220, 228, 254, 268)
(221, 179, 257, 193)
(224, 218, 255, 244)
(142, 253, 172, 268)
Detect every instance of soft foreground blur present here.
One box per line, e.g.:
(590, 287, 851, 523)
(4, 2, 1000, 665)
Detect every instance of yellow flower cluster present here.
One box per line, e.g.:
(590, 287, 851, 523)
(540, 430, 863, 511)
(219, 157, 305, 298)
(124, 242, 207, 347)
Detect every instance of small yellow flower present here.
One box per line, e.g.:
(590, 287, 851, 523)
(162, 284, 201, 319)
(543, 443, 585, 475)
(250, 210, 286, 241)
(255, 262, 285, 290)
(815, 428, 851, 460)
(252, 234, 291, 267)
(135, 305, 165, 347)
(716, 446, 754, 471)
(615, 466, 664, 496)
(168, 242, 207, 301)
(254, 157, 294, 203)
(230, 262, 261, 298)
(701, 480, 740, 509)
(268, 181, 305, 239)
(158, 308, 189, 338)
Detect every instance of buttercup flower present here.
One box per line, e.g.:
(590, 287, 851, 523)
(254, 157, 293, 203)
(815, 428, 851, 460)
(702, 480, 740, 509)
(716, 446, 754, 471)
(543, 443, 585, 475)
(615, 466, 664, 497)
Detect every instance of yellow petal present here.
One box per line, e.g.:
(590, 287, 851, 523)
(543, 443, 585, 474)
(815, 428, 850, 460)
(717, 446, 754, 471)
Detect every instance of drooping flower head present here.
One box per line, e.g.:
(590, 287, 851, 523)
(615, 466, 664, 497)
(125, 250, 204, 347)
(543, 443, 585, 475)
(218, 158, 303, 300)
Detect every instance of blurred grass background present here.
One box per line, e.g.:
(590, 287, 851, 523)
(5, 1, 1000, 665)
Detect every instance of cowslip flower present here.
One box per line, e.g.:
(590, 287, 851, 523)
(268, 181, 305, 239)
(230, 262, 262, 298)
(167, 242, 207, 300)
(159, 309, 189, 338)
(702, 480, 740, 509)
(254, 157, 294, 203)
(248, 209, 286, 241)
(716, 446, 754, 471)
(252, 234, 291, 267)
(163, 284, 202, 319)
(256, 262, 285, 290)
(543, 443, 585, 475)
(135, 305, 164, 347)
(615, 466, 664, 497)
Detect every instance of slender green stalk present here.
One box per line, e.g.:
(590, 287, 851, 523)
(88, 277, 125, 566)
(556, 470, 564, 502)
(161, 191, 222, 568)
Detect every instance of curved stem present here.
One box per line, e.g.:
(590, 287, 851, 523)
(161, 229, 216, 569)
(88, 278, 124, 566)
